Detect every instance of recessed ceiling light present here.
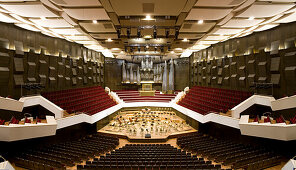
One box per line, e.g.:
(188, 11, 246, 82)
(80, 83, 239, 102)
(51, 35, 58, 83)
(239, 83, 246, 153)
(143, 15, 154, 21)
(248, 16, 255, 20)
(92, 20, 97, 24)
(107, 38, 113, 42)
(197, 20, 203, 24)
(143, 35, 152, 39)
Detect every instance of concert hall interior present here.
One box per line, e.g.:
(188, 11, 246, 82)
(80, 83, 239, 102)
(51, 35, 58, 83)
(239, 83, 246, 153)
(0, 0, 296, 170)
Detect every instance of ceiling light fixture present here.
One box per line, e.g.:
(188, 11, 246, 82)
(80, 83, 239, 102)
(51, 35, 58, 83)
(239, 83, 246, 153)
(143, 35, 152, 39)
(248, 16, 255, 20)
(182, 38, 188, 42)
(143, 15, 154, 21)
(107, 38, 113, 42)
(198, 20, 203, 24)
(40, 17, 46, 20)
(170, 51, 175, 54)
(92, 20, 97, 24)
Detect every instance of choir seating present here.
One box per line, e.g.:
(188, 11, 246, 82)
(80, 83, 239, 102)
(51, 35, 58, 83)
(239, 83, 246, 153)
(178, 86, 252, 115)
(114, 90, 176, 103)
(177, 132, 281, 169)
(79, 144, 222, 170)
(12, 133, 119, 170)
(42, 86, 117, 116)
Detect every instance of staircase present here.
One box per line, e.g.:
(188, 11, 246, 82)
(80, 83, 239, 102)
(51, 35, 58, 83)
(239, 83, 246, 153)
(114, 90, 177, 103)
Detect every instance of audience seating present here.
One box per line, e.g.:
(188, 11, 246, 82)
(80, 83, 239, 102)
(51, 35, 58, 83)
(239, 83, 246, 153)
(42, 86, 117, 115)
(11, 133, 119, 170)
(0, 116, 46, 126)
(79, 144, 221, 170)
(177, 132, 281, 169)
(178, 86, 252, 115)
(114, 90, 176, 103)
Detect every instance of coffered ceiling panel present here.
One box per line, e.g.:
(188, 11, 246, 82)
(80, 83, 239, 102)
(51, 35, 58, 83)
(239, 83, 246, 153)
(274, 12, 296, 23)
(79, 22, 116, 33)
(222, 19, 264, 28)
(194, 0, 246, 7)
(120, 19, 176, 27)
(180, 22, 216, 33)
(90, 33, 118, 39)
(254, 24, 279, 32)
(63, 8, 110, 20)
(236, 3, 295, 18)
(50, 28, 84, 35)
(0, 12, 19, 23)
(204, 35, 230, 41)
(29, 18, 73, 28)
(0, 0, 295, 58)
(213, 28, 245, 35)
(64, 35, 92, 41)
(1, 3, 59, 17)
(178, 33, 204, 39)
(186, 8, 233, 20)
(49, 0, 101, 7)
(108, 0, 188, 16)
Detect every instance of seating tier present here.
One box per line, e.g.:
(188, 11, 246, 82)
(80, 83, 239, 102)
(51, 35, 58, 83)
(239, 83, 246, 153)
(178, 86, 252, 115)
(177, 132, 281, 169)
(42, 86, 117, 115)
(114, 90, 176, 103)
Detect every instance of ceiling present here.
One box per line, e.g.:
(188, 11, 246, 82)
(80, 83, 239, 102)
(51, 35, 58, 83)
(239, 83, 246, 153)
(0, 0, 295, 62)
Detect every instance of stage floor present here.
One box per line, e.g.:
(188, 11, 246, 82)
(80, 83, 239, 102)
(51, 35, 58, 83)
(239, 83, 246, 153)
(98, 109, 197, 142)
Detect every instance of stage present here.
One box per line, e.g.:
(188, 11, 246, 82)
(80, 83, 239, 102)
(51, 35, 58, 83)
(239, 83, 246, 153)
(98, 109, 197, 142)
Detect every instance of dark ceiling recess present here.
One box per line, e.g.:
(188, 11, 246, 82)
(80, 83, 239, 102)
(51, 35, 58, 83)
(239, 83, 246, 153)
(143, 3, 155, 13)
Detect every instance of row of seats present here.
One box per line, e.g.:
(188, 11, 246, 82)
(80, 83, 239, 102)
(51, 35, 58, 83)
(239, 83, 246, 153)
(78, 144, 222, 170)
(11, 133, 119, 170)
(252, 114, 296, 124)
(42, 86, 117, 115)
(114, 90, 177, 103)
(0, 116, 43, 125)
(178, 86, 252, 115)
(177, 132, 281, 169)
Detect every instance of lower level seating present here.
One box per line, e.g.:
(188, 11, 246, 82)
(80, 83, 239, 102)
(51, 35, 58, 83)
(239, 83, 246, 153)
(79, 144, 221, 170)
(11, 133, 119, 170)
(177, 132, 281, 170)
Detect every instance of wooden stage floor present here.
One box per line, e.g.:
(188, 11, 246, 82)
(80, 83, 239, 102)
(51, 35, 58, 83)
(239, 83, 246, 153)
(98, 109, 197, 142)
